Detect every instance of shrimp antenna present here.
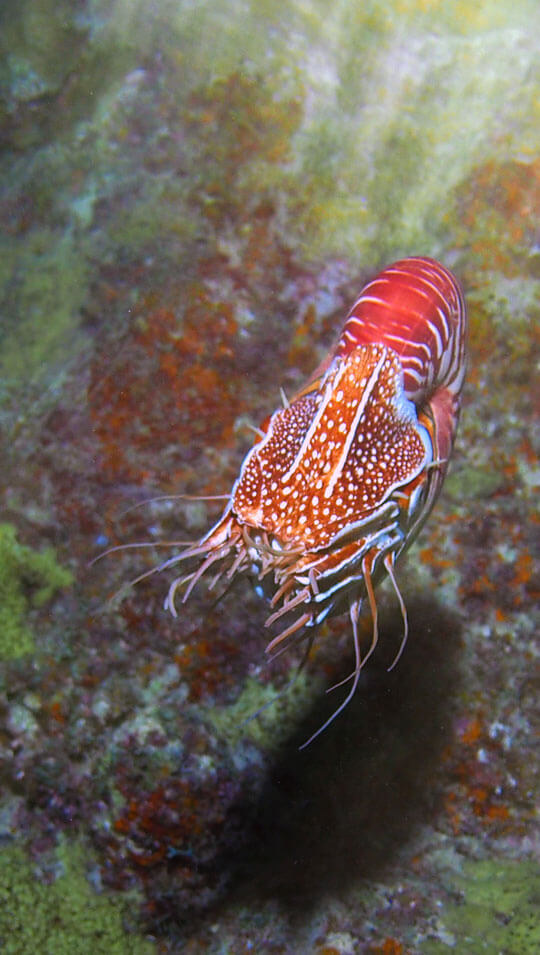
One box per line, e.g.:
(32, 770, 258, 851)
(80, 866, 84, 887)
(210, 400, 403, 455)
(383, 553, 409, 672)
(88, 539, 193, 567)
(299, 597, 363, 750)
(117, 493, 229, 518)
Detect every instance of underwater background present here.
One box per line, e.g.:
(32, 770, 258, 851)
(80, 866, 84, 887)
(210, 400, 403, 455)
(0, 0, 539, 951)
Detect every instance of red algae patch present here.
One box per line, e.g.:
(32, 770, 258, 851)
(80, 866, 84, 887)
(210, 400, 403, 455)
(89, 290, 242, 483)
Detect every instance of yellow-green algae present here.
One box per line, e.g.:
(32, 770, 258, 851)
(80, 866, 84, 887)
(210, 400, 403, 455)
(0, 523, 72, 660)
(0, 840, 153, 954)
(444, 464, 506, 502)
(0, 230, 90, 388)
(2, 0, 539, 413)
(292, 0, 540, 266)
(208, 673, 325, 752)
(424, 858, 540, 954)
(0, 0, 87, 107)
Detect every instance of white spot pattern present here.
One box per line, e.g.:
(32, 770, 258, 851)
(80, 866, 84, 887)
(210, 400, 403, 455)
(233, 343, 429, 550)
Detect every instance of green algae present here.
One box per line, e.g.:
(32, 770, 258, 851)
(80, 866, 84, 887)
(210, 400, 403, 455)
(0, 230, 91, 389)
(0, 840, 153, 954)
(444, 464, 506, 502)
(0, 0, 87, 107)
(423, 858, 540, 954)
(207, 673, 323, 751)
(2, 0, 539, 428)
(467, 275, 540, 358)
(106, 181, 197, 256)
(293, 14, 540, 267)
(0, 523, 73, 660)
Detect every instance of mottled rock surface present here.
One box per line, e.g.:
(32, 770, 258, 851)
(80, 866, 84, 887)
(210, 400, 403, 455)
(1, 1, 539, 951)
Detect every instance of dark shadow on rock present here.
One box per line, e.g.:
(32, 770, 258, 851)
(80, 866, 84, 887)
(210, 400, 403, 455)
(222, 593, 463, 913)
(142, 594, 463, 942)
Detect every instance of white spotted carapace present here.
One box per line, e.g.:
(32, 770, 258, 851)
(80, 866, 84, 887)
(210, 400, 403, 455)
(164, 257, 467, 744)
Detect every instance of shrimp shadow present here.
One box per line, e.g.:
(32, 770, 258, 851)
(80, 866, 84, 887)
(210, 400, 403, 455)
(225, 593, 463, 912)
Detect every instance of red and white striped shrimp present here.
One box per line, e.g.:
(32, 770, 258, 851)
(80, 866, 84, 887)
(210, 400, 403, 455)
(158, 257, 467, 744)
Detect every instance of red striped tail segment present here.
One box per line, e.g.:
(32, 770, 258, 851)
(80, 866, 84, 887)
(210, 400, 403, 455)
(337, 256, 466, 408)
